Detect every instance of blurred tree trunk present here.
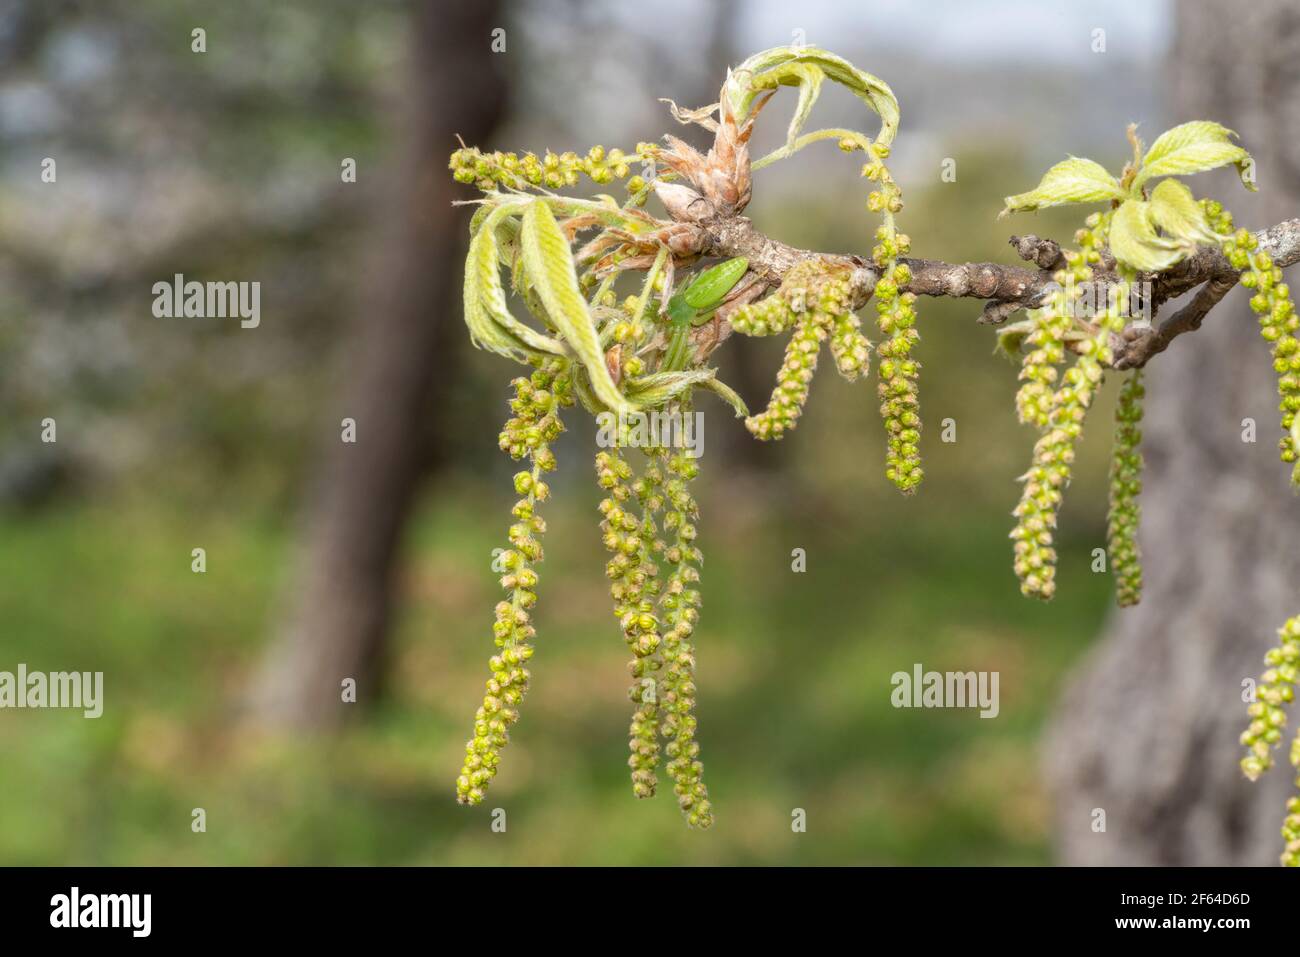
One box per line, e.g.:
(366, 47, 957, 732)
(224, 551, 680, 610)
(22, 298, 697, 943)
(1045, 0, 1300, 865)
(250, 0, 507, 729)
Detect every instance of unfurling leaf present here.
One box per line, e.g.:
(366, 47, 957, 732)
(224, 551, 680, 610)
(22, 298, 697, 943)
(570, 364, 603, 415)
(747, 61, 825, 166)
(623, 369, 717, 408)
(1134, 121, 1253, 189)
(1108, 199, 1185, 273)
(1001, 157, 1123, 215)
(471, 205, 567, 356)
(995, 317, 1036, 361)
(696, 374, 750, 417)
(464, 226, 535, 362)
(724, 46, 900, 157)
(1147, 178, 1222, 245)
(520, 200, 629, 413)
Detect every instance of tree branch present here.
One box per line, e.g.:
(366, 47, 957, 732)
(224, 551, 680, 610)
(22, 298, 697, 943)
(1114, 273, 1237, 370)
(695, 213, 1300, 366)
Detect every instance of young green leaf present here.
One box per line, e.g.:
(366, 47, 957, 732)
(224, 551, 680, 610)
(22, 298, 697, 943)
(464, 214, 541, 362)
(748, 62, 824, 167)
(1134, 121, 1253, 189)
(696, 374, 750, 417)
(1141, 121, 1235, 166)
(520, 200, 629, 413)
(623, 370, 717, 408)
(1002, 157, 1124, 215)
(1147, 178, 1221, 245)
(471, 205, 567, 355)
(725, 47, 899, 153)
(1108, 199, 1185, 273)
(463, 262, 532, 361)
(569, 363, 603, 415)
(804, 50, 899, 147)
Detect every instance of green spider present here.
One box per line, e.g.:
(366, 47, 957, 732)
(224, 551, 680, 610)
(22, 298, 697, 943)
(658, 257, 750, 372)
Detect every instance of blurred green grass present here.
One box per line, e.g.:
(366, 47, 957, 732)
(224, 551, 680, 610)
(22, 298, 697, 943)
(0, 465, 1112, 864)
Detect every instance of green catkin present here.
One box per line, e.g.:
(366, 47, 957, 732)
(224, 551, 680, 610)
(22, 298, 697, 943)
(1240, 615, 1300, 866)
(824, 281, 872, 381)
(1283, 791, 1300, 868)
(736, 264, 868, 439)
(450, 143, 655, 192)
(595, 446, 665, 798)
(730, 293, 797, 338)
(457, 362, 571, 806)
(1011, 214, 1127, 601)
(873, 262, 922, 493)
(744, 313, 824, 440)
(1016, 228, 1100, 427)
(656, 447, 713, 827)
(1241, 616, 1300, 781)
(628, 452, 667, 795)
(866, 143, 923, 494)
(1017, 300, 1071, 428)
(1205, 203, 1300, 485)
(1107, 370, 1145, 607)
(1286, 727, 1300, 866)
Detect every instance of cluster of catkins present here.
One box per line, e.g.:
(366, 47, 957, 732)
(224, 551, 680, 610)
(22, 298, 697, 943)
(730, 260, 871, 440)
(448, 56, 1300, 858)
(1007, 192, 1298, 612)
(596, 441, 711, 826)
(729, 138, 923, 495)
(1009, 212, 1145, 605)
(996, 170, 1300, 862)
(450, 46, 925, 827)
(457, 294, 717, 826)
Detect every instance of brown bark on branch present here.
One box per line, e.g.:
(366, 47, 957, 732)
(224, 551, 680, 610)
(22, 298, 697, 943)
(692, 212, 1300, 365)
(1116, 272, 1238, 370)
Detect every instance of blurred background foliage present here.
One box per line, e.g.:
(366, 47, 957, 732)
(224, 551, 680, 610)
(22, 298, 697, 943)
(0, 0, 1175, 863)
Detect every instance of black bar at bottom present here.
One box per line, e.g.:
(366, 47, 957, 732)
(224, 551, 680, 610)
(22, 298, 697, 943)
(0, 866, 1288, 942)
